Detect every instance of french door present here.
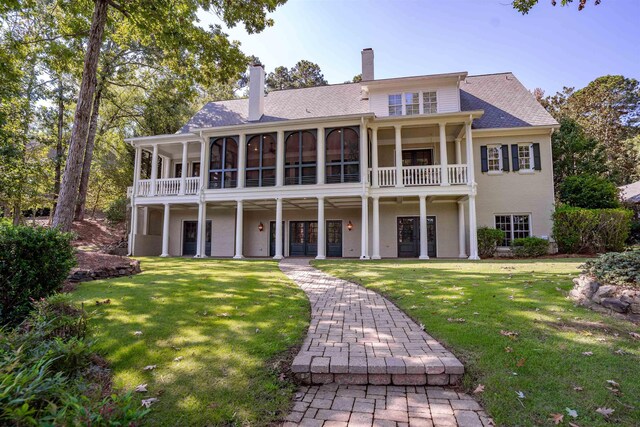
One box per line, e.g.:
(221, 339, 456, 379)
(182, 220, 211, 256)
(289, 221, 318, 257)
(326, 220, 343, 257)
(269, 221, 285, 257)
(397, 216, 436, 258)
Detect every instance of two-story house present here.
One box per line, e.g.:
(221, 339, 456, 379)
(126, 48, 558, 260)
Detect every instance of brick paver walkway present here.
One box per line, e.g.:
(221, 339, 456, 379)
(280, 259, 490, 426)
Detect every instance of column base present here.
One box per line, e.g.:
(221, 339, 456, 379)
(371, 255, 381, 260)
(459, 254, 468, 259)
(160, 253, 170, 258)
(419, 255, 430, 260)
(233, 255, 244, 259)
(273, 255, 283, 260)
(315, 255, 326, 260)
(440, 183, 451, 187)
(360, 255, 370, 260)
(468, 255, 480, 260)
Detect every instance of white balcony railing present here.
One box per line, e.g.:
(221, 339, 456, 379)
(129, 178, 201, 197)
(372, 165, 469, 188)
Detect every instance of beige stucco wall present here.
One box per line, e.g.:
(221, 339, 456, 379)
(472, 131, 555, 240)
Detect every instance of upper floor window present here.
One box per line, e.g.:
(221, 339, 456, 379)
(388, 94, 402, 116)
(405, 93, 420, 115)
(402, 149, 433, 167)
(517, 144, 533, 171)
(246, 133, 276, 187)
(495, 214, 531, 246)
(423, 91, 437, 114)
(209, 136, 237, 189)
(285, 130, 316, 185)
(487, 145, 502, 172)
(326, 127, 360, 184)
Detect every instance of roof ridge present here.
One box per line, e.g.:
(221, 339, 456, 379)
(465, 72, 513, 78)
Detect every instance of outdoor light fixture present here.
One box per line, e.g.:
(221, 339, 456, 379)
(258, 222, 264, 232)
(347, 220, 353, 231)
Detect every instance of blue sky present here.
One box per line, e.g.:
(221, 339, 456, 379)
(199, 0, 639, 96)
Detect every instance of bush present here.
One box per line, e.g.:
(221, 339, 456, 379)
(0, 223, 76, 326)
(0, 296, 149, 426)
(552, 206, 633, 254)
(581, 251, 640, 287)
(104, 197, 128, 224)
(512, 237, 549, 257)
(477, 227, 505, 258)
(558, 174, 621, 209)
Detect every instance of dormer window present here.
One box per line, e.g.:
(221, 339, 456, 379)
(388, 94, 402, 116)
(405, 93, 419, 115)
(423, 91, 437, 114)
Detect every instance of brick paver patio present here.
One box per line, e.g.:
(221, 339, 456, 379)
(279, 259, 490, 426)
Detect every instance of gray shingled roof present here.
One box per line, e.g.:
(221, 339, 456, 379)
(620, 180, 640, 204)
(460, 73, 558, 129)
(180, 72, 557, 132)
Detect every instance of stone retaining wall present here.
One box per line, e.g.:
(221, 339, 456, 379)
(67, 259, 141, 283)
(569, 274, 640, 319)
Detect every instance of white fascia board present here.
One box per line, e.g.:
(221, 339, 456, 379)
(361, 72, 468, 91)
(370, 186, 472, 198)
(125, 133, 201, 146)
(472, 125, 559, 138)
(371, 110, 484, 127)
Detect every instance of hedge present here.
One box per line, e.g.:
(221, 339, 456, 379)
(581, 251, 640, 287)
(477, 227, 505, 258)
(552, 206, 633, 254)
(0, 222, 76, 326)
(512, 237, 549, 257)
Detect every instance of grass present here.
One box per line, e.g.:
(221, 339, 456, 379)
(313, 259, 640, 427)
(69, 257, 309, 426)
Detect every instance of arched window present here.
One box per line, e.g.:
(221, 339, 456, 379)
(246, 133, 276, 187)
(325, 127, 360, 184)
(209, 136, 238, 189)
(284, 130, 317, 185)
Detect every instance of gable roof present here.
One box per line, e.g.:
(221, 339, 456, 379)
(460, 73, 558, 129)
(180, 72, 557, 132)
(620, 180, 640, 204)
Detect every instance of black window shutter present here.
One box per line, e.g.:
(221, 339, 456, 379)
(480, 146, 488, 172)
(533, 143, 541, 170)
(501, 145, 510, 172)
(511, 144, 520, 172)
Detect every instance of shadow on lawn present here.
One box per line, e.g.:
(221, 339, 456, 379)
(71, 258, 310, 426)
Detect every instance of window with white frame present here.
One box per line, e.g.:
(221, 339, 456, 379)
(518, 143, 533, 170)
(487, 145, 502, 172)
(423, 91, 437, 114)
(405, 93, 419, 115)
(388, 94, 402, 116)
(495, 214, 531, 246)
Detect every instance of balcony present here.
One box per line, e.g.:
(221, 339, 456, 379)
(371, 164, 468, 187)
(128, 177, 201, 198)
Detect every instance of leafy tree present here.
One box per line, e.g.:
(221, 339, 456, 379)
(513, 0, 602, 14)
(266, 65, 293, 91)
(558, 174, 621, 209)
(266, 60, 327, 91)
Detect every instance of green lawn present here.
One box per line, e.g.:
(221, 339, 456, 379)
(69, 258, 309, 426)
(314, 259, 640, 427)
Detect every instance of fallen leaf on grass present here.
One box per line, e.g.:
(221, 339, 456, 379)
(141, 398, 158, 408)
(573, 385, 583, 391)
(173, 356, 183, 362)
(134, 331, 143, 336)
(581, 351, 593, 356)
(516, 391, 525, 399)
(473, 384, 485, 394)
(606, 380, 620, 387)
(135, 384, 148, 393)
(505, 347, 513, 353)
(500, 330, 519, 338)
(629, 332, 640, 340)
(614, 349, 625, 355)
(549, 413, 564, 425)
(565, 408, 578, 418)
(447, 318, 466, 323)
(255, 328, 260, 333)
(568, 423, 581, 427)
(596, 407, 614, 417)
(143, 365, 157, 371)
(606, 387, 622, 395)
(516, 358, 526, 367)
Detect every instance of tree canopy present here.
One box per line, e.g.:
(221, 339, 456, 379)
(513, 0, 602, 14)
(266, 60, 328, 91)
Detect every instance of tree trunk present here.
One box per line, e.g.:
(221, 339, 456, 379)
(52, 0, 109, 231)
(52, 79, 64, 218)
(75, 80, 104, 221)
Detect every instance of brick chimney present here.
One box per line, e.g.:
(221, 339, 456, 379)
(361, 48, 374, 81)
(248, 63, 265, 121)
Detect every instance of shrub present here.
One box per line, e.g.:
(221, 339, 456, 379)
(104, 197, 128, 224)
(0, 223, 76, 326)
(512, 237, 549, 257)
(581, 251, 640, 287)
(558, 174, 621, 208)
(477, 227, 505, 258)
(552, 206, 633, 254)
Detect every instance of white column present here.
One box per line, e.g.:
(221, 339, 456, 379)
(237, 133, 246, 188)
(161, 203, 170, 257)
(276, 130, 284, 187)
(371, 196, 381, 259)
(458, 200, 467, 258)
(419, 195, 429, 259)
(195, 201, 206, 257)
(142, 207, 148, 235)
(465, 121, 475, 185)
(180, 141, 188, 194)
(316, 196, 326, 259)
(150, 144, 158, 195)
(360, 196, 369, 259)
(317, 128, 325, 185)
(162, 155, 170, 179)
(468, 195, 479, 260)
(371, 127, 379, 188)
(133, 146, 142, 195)
(274, 198, 283, 259)
(394, 125, 403, 187)
(455, 138, 462, 164)
(199, 137, 207, 191)
(234, 200, 244, 259)
(128, 205, 138, 256)
(439, 123, 449, 186)
(360, 122, 369, 184)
